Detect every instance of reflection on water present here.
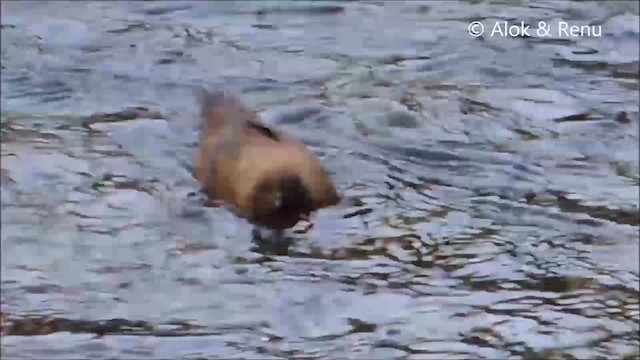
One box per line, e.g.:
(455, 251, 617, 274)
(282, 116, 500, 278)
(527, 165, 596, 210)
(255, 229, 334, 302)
(1, 1, 639, 359)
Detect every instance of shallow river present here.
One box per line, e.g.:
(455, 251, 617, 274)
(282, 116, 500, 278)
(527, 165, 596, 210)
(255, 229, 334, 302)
(1, 1, 639, 359)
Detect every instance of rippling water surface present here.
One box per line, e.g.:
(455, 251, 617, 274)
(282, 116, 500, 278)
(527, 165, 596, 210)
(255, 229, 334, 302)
(1, 1, 639, 359)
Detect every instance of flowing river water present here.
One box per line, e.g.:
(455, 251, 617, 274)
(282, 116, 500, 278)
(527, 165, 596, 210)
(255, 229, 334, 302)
(1, 1, 639, 359)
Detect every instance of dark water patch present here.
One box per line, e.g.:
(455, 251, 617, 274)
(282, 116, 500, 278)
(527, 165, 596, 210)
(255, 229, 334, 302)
(173, 241, 219, 255)
(530, 275, 598, 294)
(553, 112, 597, 123)
(89, 173, 160, 196)
(552, 59, 640, 79)
(79, 44, 110, 54)
(1, 123, 65, 143)
(20, 284, 65, 295)
(1, 73, 31, 85)
(459, 96, 502, 115)
(140, 4, 193, 16)
(382, 145, 466, 164)
(258, 233, 424, 263)
(255, 4, 345, 17)
(614, 111, 632, 124)
(3, 79, 74, 102)
(343, 208, 374, 219)
(610, 62, 640, 80)
(92, 263, 153, 275)
(81, 107, 165, 129)
(267, 105, 329, 125)
(252, 23, 278, 30)
(0, 313, 207, 337)
(106, 23, 151, 35)
(531, 191, 640, 226)
(398, 91, 423, 113)
(384, 110, 421, 128)
(513, 128, 542, 141)
(154, 49, 193, 66)
(155, 58, 176, 65)
(379, 55, 431, 66)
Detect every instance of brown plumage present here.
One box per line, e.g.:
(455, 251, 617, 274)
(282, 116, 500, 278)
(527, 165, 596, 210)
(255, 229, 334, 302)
(193, 90, 341, 230)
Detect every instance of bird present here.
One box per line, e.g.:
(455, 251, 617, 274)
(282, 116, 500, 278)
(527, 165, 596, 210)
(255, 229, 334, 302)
(192, 89, 341, 231)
